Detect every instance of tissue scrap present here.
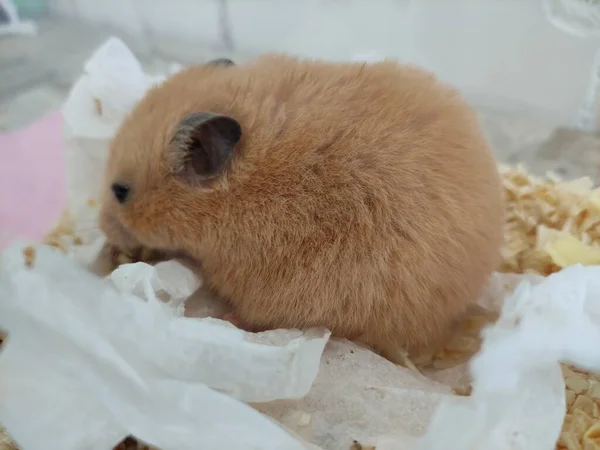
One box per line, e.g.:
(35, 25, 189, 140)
(108, 260, 201, 315)
(0, 243, 328, 450)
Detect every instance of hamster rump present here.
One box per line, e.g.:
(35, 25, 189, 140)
(99, 54, 504, 360)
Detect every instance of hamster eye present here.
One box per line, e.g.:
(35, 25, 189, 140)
(111, 183, 130, 204)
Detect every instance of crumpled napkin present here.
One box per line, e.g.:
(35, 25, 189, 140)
(2, 36, 600, 450)
(0, 243, 329, 449)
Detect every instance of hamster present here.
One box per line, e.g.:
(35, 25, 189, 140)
(99, 54, 504, 363)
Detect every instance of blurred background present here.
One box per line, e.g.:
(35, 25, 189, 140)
(1, 0, 600, 244)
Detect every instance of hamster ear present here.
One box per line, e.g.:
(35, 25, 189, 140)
(207, 58, 235, 67)
(170, 112, 242, 182)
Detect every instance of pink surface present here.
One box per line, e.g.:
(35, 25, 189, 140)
(0, 111, 67, 249)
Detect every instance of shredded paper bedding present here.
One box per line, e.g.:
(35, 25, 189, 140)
(2, 38, 600, 450)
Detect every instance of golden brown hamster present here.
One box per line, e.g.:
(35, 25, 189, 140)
(99, 54, 504, 362)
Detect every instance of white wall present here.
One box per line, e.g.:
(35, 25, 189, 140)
(49, 0, 600, 130)
(405, 0, 598, 128)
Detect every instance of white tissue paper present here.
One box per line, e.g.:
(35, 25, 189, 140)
(0, 244, 328, 450)
(2, 36, 600, 450)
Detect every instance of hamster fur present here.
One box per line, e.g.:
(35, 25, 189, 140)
(100, 54, 504, 362)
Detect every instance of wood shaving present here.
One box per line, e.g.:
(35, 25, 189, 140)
(452, 385, 473, 397)
(350, 441, 376, 450)
(42, 209, 76, 253)
(0, 427, 15, 450)
(93, 98, 103, 116)
(22, 246, 35, 268)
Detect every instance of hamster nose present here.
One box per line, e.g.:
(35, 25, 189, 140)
(111, 183, 130, 204)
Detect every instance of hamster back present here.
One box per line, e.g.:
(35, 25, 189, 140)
(100, 54, 504, 360)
